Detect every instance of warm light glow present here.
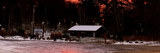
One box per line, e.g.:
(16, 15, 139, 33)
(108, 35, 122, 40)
(109, 0, 112, 2)
(3, 6, 5, 9)
(128, 0, 133, 3)
(102, 18, 105, 22)
(62, 50, 78, 53)
(144, 1, 147, 5)
(100, 9, 103, 13)
(65, 0, 81, 4)
(118, 0, 122, 1)
(108, 0, 112, 3)
(62, 48, 79, 53)
(100, 4, 106, 9)
(100, 14, 104, 17)
(118, 0, 134, 4)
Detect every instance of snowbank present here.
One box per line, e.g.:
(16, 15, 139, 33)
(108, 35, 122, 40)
(113, 41, 160, 46)
(0, 36, 4, 39)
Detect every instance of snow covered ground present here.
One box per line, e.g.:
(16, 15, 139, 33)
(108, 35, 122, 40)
(3, 36, 32, 40)
(0, 40, 115, 53)
(1, 39, 160, 53)
(0, 36, 77, 42)
(113, 41, 160, 46)
(1, 35, 160, 47)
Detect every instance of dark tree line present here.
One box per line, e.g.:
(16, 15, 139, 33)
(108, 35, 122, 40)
(1, 0, 160, 40)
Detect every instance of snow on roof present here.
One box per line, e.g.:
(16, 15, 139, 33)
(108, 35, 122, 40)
(68, 25, 102, 31)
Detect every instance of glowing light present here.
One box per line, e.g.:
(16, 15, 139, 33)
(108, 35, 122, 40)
(102, 18, 105, 22)
(100, 9, 103, 13)
(100, 4, 106, 9)
(108, 0, 112, 3)
(62, 49, 78, 53)
(62, 50, 77, 53)
(118, 0, 122, 1)
(65, 0, 81, 4)
(109, 0, 112, 2)
(3, 6, 5, 9)
(100, 14, 104, 17)
(128, 0, 133, 3)
(144, 1, 147, 5)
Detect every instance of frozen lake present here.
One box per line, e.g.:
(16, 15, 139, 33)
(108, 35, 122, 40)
(0, 40, 160, 53)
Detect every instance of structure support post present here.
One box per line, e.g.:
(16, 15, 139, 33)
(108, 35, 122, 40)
(78, 32, 80, 42)
(93, 32, 95, 37)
